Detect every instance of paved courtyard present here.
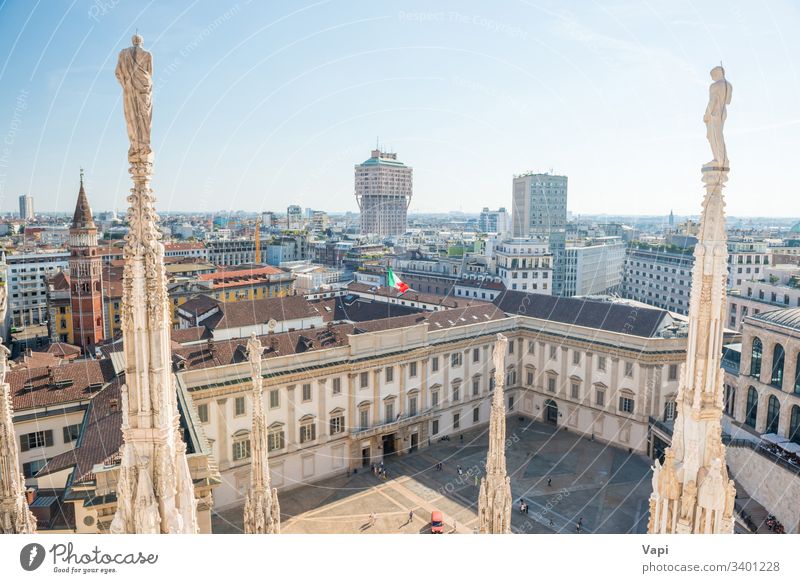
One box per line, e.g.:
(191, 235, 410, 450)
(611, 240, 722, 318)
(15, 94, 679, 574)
(212, 418, 654, 534)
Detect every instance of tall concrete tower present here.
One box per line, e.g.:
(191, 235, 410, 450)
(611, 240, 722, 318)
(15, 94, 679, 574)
(355, 149, 412, 237)
(511, 172, 568, 295)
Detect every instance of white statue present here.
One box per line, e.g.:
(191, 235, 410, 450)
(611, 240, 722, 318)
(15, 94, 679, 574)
(115, 34, 153, 162)
(703, 66, 732, 167)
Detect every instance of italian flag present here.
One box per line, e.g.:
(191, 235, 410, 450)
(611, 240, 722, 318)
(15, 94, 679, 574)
(387, 267, 409, 294)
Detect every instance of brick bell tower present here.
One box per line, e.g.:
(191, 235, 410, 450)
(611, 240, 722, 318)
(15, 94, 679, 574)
(69, 170, 104, 350)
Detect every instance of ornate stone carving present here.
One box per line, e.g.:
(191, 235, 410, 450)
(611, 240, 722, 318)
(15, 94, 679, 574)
(111, 37, 198, 534)
(478, 333, 512, 534)
(243, 333, 280, 534)
(648, 66, 735, 534)
(0, 333, 37, 533)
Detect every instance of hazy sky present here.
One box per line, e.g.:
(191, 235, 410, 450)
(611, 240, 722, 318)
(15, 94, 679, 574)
(1, 0, 799, 218)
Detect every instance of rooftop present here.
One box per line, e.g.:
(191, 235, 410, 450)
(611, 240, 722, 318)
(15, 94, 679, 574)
(749, 307, 800, 331)
(493, 290, 671, 338)
(8, 358, 117, 411)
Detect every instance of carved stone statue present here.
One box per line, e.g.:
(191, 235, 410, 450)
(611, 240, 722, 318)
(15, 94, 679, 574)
(679, 480, 697, 522)
(116, 35, 153, 162)
(703, 66, 732, 167)
(246, 332, 264, 379)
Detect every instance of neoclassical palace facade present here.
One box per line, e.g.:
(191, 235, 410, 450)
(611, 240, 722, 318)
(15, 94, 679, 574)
(175, 291, 687, 509)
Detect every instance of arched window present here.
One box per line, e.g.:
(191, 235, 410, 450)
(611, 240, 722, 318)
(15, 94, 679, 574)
(750, 337, 762, 378)
(766, 395, 780, 434)
(745, 387, 758, 428)
(771, 344, 785, 388)
(795, 353, 800, 395)
(790, 406, 800, 445)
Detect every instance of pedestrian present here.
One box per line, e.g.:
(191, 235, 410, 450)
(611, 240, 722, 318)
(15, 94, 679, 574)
(408, 509, 414, 524)
(474, 475, 479, 487)
(457, 465, 463, 477)
(578, 517, 583, 527)
(369, 512, 376, 527)
(548, 518, 554, 527)
(576, 523, 581, 533)
(547, 477, 552, 487)
(460, 434, 463, 443)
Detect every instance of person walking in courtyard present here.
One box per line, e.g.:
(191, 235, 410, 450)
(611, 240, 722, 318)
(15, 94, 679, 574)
(547, 477, 552, 487)
(457, 465, 463, 477)
(408, 509, 414, 525)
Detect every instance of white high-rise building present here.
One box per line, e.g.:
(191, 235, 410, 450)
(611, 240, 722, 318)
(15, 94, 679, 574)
(355, 149, 412, 237)
(18, 194, 34, 222)
(511, 172, 567, 294)
(479, 207, 510, 236)
(563, 237, 626, 298)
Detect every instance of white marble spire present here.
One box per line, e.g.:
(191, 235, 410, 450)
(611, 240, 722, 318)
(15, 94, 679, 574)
(243, 333, 280, 534)
(648, 66, 736, 534)
(0, 300, 37, 533)
(478, 333, 513, 534)
(110, 35, 198, 534)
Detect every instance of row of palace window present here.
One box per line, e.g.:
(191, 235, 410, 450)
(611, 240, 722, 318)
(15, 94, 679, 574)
(749, 337, 800, 393)
(741, 386, 800, 444)
(19, 424, 81, 452)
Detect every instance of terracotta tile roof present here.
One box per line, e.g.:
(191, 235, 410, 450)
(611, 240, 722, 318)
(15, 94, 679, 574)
(13, 352, 61, 370)
(8, 359, 117, 411)
(198, 265, 284, 282)
(456, 278, 506, 291)
(38, 378, 124, 483)
(346, 282, 479, 308)
(174, 303, 506, 372)
(164, 242, 206, 251)
(171, 326, 212, 344)
(178, 294, 318, 331)
(44, 342, 82, 357)
(48, 271, 70, 291)
(310, 296, 421, 323)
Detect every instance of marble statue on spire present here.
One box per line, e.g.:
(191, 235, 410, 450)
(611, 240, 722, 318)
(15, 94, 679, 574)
(648, 66, 736, 535)
(115, 34, 153, 162)
(703, 66, 732, 168)
(0, 280, 37, 534)
(478, 333, 512, 534)
(111, 35, 198, 534)
(243, 333, 281, 534)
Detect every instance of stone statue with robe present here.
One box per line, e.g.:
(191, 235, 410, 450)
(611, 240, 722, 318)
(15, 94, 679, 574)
(116, 35, 153, 162)
(703, 66, 732, 167)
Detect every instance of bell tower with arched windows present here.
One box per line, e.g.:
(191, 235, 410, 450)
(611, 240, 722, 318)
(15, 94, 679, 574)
(69, 170, 104, 350)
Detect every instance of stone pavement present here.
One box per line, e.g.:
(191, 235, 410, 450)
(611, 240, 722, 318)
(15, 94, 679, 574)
(212, 418, 654, 534)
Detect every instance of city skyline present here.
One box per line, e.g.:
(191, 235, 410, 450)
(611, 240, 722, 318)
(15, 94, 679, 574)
(1, 1, 800, 218)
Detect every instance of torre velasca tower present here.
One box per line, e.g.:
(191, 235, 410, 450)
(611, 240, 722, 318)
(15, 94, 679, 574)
(355, 149, 412, 237)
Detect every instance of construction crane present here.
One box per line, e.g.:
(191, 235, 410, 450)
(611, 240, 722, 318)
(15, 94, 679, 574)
(254, 217, 261, 264)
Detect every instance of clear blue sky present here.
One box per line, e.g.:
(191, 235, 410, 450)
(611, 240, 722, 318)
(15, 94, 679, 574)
(0, 0, 799, 218)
